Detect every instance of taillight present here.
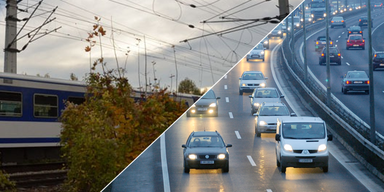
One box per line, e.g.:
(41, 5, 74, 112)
(338, 53, 341, 56)
(342, 20, 344, 22)
(346, 81, 351, 84)
(330, 41, 333, 45)
(321, 53, 324, 56)
(359, 19, 361, 21)
(363, 40, 365, 43)
(349, 31, 351, 33)
(360, 31, 362, 33)
(347, 40, 350, 43)
(367, 81, 370, 84)
(374, 54, 377, 57)
(316, 41, 319, 45)
(331, 21, 334, 23)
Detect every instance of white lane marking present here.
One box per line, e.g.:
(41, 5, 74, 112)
(336, 40, 338, 43)
(341, 32, 344, 35)
(160, 135, 171, 192)
(266, 190, 273, 192)
(224, 85, 227, 90)
(234, 131, 242, 139)
(229, 112, 233, 119)
(346, 62, 350, 66)
(247, 155, 257, 166)
(338, 35, 341, 38)
(225, 97, 229, 102)
(341, 56, 343, 59)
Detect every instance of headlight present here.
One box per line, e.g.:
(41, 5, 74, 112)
(318, 144, 327, 152)
(188, 154, 197, 160)
(284, 144, 293, 152)
(278, 31, 282, 34)
(209, 103, 217, 107)
(296, 23, 300, 27)
(253, 103, 260, 107)
(311, 14, 314, 18)
(260, 83, 266, 87)
(191, 104, 196, 107)
(261, 51, 264, 55)
(264, 41, 268, 44)
(308, 18, 312, 21)
(259, 121, 267, 126)
(242, 83, 246, 86)
(218, 154, 226, 159)
(323, 13, 327, 17)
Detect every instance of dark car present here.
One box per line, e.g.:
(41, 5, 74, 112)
(315, 36, 333, 52)
(319, 47, 341, 65)
(182, 131, 232, 173)
(187, 89, 220, 117)
(330, 16, 346, 28)
(347, 26, 363, 37)
(346, 34, 365, 50)
(341, 71, 369, 94)
(359, 16, 373, 27)
(268, 25, 283, 38)
(373, 51, 384, 70)
(373, 3, 383, 9)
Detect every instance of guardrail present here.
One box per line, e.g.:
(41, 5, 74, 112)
(280, 7, 384, 180)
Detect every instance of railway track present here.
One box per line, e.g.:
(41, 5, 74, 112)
(2, 162, 67, 188)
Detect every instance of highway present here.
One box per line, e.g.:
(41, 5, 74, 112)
(105, 38, 384, 192)
(295, 8, 384, 135)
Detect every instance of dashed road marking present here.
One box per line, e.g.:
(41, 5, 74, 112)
(224, 85, 227, 90)
(225, 97, 229, 102)
(247, 155, 256, 166)
(341, 56, 343, 59)
(346, 62, 350, 66)
(336, 40, 338, 42)
(229, 112, 233, 119)
(267, 190, 273, 192)
(235, 131, 242, 139)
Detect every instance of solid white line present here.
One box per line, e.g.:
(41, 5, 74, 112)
(224, 85, 227, 90)
(247, 155, 256, 166)
(160, 134, 171, 192)
(229, 112, 233, 119)
(225, 97, 229, 102)
(234, 131, 241, 139)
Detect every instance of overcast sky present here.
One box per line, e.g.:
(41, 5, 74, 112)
(0, 0, 303, 91)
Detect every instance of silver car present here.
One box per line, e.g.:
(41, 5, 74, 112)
(255, 103, 295, 137)
(246, 44, 265, 62)
(341, 70, 369, 94)
(239, 71, 268, 95)
(249, 87, 283, 113)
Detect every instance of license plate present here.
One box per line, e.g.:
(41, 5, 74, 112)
(330, 56, 334, 57)
(380, 64, 384, 66)
(354, 81, 362, 84)
(200, 160, 214, 164)
(197, 108, 207, 111)
(353, 45, 359, 46)
(299, 159, 313, 163)
(321, 42, 326, 44)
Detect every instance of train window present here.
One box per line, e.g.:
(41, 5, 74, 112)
(0, 91, 22, 117)
(67, 97, 85, 105)
(34, 94, 58, 118)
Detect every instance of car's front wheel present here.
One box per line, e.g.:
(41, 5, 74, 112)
(184, 160, 190, 173)
(342, 87, 348, 94)
(239, 90, 243, 95)
(255, 127, 261, 137)
(323, 166, 329, 173)
(280, 157, 286, 173)
(222, 160, 229, 173)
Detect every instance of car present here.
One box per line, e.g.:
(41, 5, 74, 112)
(187, 89, 220, 117)
(269, 25, 283, 38)
(293, 16, 301, 29)
(373, 3, 382, 8)
(182, 131, 232, 173)
(319, 47, 341, 65)
(359, 16, 373, 27)
(373, 51, 384, 70)
(249, 87, 284, 114)
(341, 70, 370, 94)
(346, 34, 365, 50)
(275, 117, 333, 173)
(246, 44, 265, 62)
(315, 36, 333, 52)
(254, 102, 295, 137)
(330, 16, 346, 28)
(347, 26, 363, 37)
(262, 37, 269, 49)
(239, 71, 268, 95)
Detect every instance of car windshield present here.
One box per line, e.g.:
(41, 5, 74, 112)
(259, 106, 289, 116)
(254, 89, 278, 98)
(202, 90, 216, 99)
(375, 53, 384, 58)
(350, 35, 362, 40)
(318, 37, 330, 41)
(242, 73, 264, 80)
(254, 44, 264, 50)
(311, 2, 325, 8)
(347, 71, 368, 78)
(333, 17, 343, 21)
(350, 26, 360, 30)
(282, 123, 325, 139)
(324, 48, 339, 54)
(188, 136, 224, 147)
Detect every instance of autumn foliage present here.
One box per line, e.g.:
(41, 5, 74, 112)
(60, 17, 188, 192)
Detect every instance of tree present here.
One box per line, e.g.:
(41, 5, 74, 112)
(178, 78, 201, 95)
(60, 17, 188, 192)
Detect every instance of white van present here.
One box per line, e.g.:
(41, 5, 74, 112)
(275, 117, 333, 173)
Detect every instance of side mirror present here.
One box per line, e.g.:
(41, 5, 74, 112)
(254, 113, 258, 116)
(327, 134, 333, 141)
(280, 95, 285, 98)
(182, 144, 186, 148)
(217, 97, 221, 100)
(249, 95, 252, 98)
(291, 113, 297, 116)
(275, 134, 281, 141)
(226, 144, 232, 148)
(265, 77, 268, 80)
